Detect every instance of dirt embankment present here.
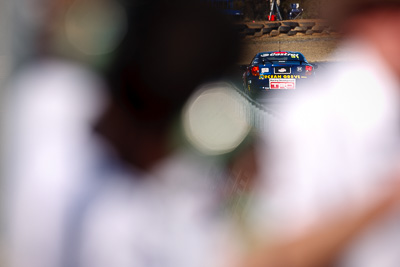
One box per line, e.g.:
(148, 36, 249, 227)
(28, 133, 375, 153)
(237, 19, 342, 64)
(239, 34, 341, 64)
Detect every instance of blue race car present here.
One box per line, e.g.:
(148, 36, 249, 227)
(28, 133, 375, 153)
(242, 51, 315, 98)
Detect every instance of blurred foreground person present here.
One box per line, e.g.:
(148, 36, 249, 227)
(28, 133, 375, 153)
(249, 0, 400, 267)
(6, 1, 247, 267)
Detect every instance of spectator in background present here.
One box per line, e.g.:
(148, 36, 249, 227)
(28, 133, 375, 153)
(245, 0, 400, 267)
(6, 1, 254, 267)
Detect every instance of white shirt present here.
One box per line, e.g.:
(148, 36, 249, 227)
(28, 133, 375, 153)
(253, 39, 400, 267)
(5, 60, 236, 267)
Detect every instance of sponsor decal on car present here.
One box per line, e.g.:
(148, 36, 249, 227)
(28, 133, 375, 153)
(260, 52, 300, 58)
(297, 66, 303, 72)
(269, 79, 296, 89)
(274, 67, 291, 74)
(261, 68, 269, 73)
(278, 68, 287, 73)
(259, 74, 301, 80)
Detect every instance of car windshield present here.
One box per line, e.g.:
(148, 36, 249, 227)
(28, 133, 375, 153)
(264, 56, 300, 62)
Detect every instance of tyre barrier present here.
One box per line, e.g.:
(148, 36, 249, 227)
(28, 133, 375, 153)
(237, 20, 336, 38)
(298, 21, 315, 29)
(305, 29, 313, 35)
(254, 31, 263, 37)
(278, 25, 291, 33)
(264, 22, 281, 29)
(293, 26, 307, 33)
(246, 23, 264, 30)
(245, 28, 256, 35)
(262, 27, 274, 34)
(311, 25, 325, 33)
(270, 30, 279, 37)
(280, 21, 299, 28)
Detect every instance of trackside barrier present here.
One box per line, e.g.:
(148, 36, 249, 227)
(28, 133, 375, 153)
(233, 86, 279, 134)
(237, 19, 338, 38)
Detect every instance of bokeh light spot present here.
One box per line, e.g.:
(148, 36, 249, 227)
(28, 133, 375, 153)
(65, 0, 127, 55)
(183, 83, 251, 155)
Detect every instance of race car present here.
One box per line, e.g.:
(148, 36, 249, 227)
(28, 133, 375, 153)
(242, 51, 316, 98)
